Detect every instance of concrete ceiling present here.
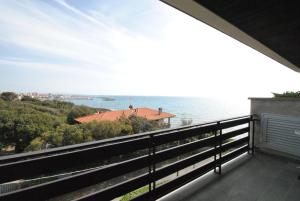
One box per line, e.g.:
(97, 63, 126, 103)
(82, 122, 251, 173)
(161, 0, 300, 73)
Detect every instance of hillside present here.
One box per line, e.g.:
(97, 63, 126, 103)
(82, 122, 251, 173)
(0, 92, 108, 153)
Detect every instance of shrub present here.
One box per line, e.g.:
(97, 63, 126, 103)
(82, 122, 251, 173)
(26, 124, 92, 151)
(67, 106, 99, 124)
(0, 109, 61, 152)
(128, 115, 167, 134)
(21, 96, 38, 102)
(0, 92, 18, 101)
(272, 91, 300, 98)
(81, 121, 133, 140)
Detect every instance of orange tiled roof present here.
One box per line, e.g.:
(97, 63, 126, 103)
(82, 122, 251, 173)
(75, 108, 175, 123)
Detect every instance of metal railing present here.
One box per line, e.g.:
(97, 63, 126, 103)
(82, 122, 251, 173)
(0, 115, 254, 201)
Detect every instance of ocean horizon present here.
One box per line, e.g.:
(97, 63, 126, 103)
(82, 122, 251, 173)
(68, 96, 250, 127)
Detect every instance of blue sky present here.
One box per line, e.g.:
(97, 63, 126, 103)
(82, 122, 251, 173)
(0, 0, 300, 98)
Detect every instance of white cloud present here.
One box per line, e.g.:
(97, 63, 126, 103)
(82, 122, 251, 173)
(0, 0, 300, 97)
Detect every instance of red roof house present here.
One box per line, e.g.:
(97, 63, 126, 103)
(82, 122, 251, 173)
(75, 107, 175, 124)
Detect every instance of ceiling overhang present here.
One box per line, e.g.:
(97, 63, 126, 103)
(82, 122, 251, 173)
(161, 0, 300, 72)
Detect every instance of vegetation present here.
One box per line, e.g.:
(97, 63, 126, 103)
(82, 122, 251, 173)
(128, 115, 169, 133)
(0, 92, 168, 153)
(0, 92, 18, 101)
(181, 119, 193, 126)
(67, 105, 101, 124)
(120, 185, 149, 201)
(25, 124, 93, 151)
(0, 97, 64, 152)
(272, 91, 300, 98)
(80, 120, 133, 140)
(120, 181, 166, 201)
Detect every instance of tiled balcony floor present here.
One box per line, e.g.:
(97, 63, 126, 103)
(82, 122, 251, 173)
(160, 152, 300, 201)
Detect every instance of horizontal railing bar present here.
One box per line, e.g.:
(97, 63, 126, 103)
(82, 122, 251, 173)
(1, 173, 150, 201)
(154, 126, 249, 164)
(174, 115, 251, 132)
(154, 124, 217, 146)
(133, 160, 217, 201)
(221, 137, 249, 152)
(154, 136, 249, 181)
(0, 137, 150, 183)
(0, 131, 163, 164)
(134, 143, 250, 201)
(154, 117, 250, 146)
(221, 127, 249, 141)
(155, 135, 217, 163)
(155, 148, 217, 181)
(0, 154, 150, 201)
(220, 117, 250, 129)
(0, 115, 251, 164)
(220, 115, 250, 123)
(73, 173, 149, 201)
(221, 145, 249, 164)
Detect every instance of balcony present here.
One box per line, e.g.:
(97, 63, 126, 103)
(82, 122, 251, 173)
(160, 152, 300, 201)
(0, 115, 298, 201)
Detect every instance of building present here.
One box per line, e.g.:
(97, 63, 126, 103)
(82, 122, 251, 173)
(75, 107, 175, 125)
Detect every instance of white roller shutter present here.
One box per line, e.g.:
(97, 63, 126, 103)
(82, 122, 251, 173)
(262, 113, 300, 157)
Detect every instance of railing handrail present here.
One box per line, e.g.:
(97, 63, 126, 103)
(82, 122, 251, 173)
(0, 115, 251, 164)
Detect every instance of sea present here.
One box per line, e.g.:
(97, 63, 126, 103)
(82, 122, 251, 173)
(68, 96, 250, 128)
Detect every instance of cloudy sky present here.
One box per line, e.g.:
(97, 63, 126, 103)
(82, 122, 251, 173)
(0, 0, 299, 98)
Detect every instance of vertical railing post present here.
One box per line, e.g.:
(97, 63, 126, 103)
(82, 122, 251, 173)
(152, 136, 156, 191)
(248, 117, 251, 154)
(213, 128, 218, 173)
(148, 134, 156, 200)
(251, 115, 255, 155)
(218, 121, 222, 175)
(148, 135, 152, 197)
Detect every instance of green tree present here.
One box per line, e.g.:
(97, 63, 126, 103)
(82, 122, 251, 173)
(81, 121, 132, 140)
(0, 98, 5, 106)
(0, 97, 107, 153)
(0, 110, 15, 149)
(25, 137, 44, 151)
(0, 108, 62, 152)
(26, 124, 92, 151)
(128, 115, 167, 134)
(58, 124, 92, 145)
(67, 106, 98, 124)
(0, 92, 18, 101)
(21, 95, 38, 102)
